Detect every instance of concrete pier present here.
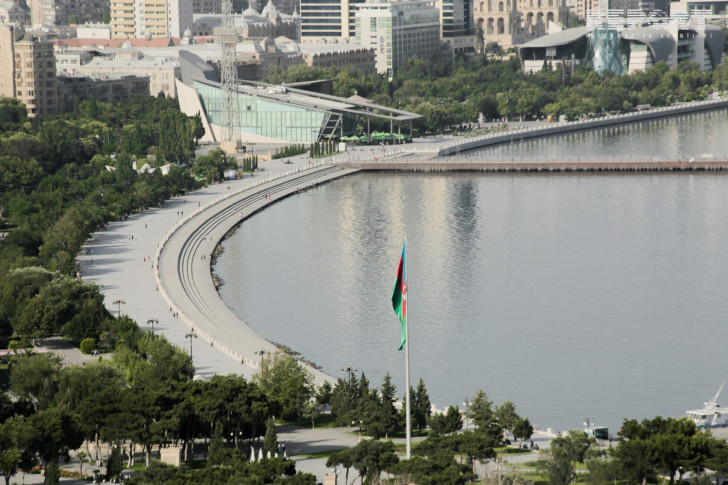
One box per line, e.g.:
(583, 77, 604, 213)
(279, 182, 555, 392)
(337, 158, 728, 172)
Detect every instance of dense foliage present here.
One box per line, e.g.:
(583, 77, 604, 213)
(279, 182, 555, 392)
(0, 95, 201, 347)
(264, 56, 728, 134)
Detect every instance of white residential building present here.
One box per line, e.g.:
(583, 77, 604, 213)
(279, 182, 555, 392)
(110, 0, 193, 38)
(355, 0, 440, 76)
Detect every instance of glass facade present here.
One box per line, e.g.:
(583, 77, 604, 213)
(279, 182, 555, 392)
(195, 81, 329, 143)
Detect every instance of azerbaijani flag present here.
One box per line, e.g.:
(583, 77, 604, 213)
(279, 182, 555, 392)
(391, 240, 407, 351)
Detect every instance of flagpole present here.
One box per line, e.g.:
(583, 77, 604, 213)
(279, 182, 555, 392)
(405, 238, 411, 459)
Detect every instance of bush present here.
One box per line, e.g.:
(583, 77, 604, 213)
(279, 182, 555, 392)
(80, 338, 96, 354)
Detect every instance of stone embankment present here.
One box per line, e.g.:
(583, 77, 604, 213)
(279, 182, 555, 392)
(153, 162, 358, 384)
(436, 97, 728, 157)
(336, 157, 728, 172)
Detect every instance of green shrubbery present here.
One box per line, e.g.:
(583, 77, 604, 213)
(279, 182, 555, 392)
(79, 338, 95, 355)
(272, 144, 306, 159)
(309, 140, 338, 158)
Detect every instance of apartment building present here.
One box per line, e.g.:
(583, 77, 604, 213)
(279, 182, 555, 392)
(0, 25, 58, 116)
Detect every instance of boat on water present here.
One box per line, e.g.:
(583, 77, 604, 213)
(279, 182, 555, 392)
(686, 383, 728, 428)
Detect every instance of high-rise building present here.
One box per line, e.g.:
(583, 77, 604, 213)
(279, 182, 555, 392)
(300, 0, 365, 42)
(355, 0, 440, 76)
(110, 0, 193, 38)
(436, 0, 475, 56)
(0, 25, 58, 116)
(30, 0, 107, 26)
(437, 0, 472, 37)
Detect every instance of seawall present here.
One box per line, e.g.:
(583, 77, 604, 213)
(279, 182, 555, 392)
(335, 158, 728, 172)
(437, 98, 728, 156)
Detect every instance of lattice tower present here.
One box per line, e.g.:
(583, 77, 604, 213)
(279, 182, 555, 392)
(214, 0, 238, 143)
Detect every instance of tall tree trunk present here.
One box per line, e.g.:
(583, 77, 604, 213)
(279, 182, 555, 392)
(145, 444, 151, 467)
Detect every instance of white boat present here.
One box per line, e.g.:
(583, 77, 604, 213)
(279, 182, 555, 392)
(686, 383, 728, 428)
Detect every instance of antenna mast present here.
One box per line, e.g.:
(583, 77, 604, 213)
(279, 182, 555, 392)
(214, 0, 239, 146)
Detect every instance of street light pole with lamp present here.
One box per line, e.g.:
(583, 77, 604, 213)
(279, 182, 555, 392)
(185, 330, 197, 360)
(147, 318, 158, 334)
(463, 397, 470, 431)
(113, 299, 126, 319)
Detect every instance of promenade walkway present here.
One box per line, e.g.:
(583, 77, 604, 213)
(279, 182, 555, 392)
(78, 157, 357, 382)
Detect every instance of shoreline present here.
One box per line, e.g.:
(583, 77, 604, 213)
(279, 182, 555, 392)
(79, 99, 728, 403)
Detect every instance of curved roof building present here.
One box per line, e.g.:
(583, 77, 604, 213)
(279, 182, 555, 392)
(518, 15, 724, 75)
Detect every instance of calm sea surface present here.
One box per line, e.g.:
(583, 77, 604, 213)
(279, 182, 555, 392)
(216, 109, 728, 433)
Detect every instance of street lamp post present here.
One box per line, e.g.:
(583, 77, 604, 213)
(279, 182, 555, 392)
(147, 318, 158, 333)
(463, 397, 470, 430)
(341, 366, 357, 380)
(185, 330, 197, 360)
(113, 299, 126, 319)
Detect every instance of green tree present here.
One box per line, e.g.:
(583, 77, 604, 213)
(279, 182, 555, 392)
(468, 390, 501, 442)
(254, 351, 313, 422)
(27, 407, 84, 484)
(106, 444, 122, 480)
(208, 424, 227, 467)
(377, 373, 399, 439)
(263, 418, 278, 457)
(315, 381, 333, 408)
(513, 417, 534, 443)
(9, 354, 62, 411)
(0, 97, 28, 133)
(543, 445, 577, 485)
(457, 430, 496, 475)
(412, 378, 431, 432)
(348, 439, 399, 485)
(192, 148, 235, 184)
(0, 416, 31, 485)
(610, 436, 657, 484)
(552, 430, 598, 465)
(484, 41, 505, 62)
(330, 371, 362, 426)
(496, 401, 520, 435)
(54, 361, 125, 462)
(428, 405, 462, 436)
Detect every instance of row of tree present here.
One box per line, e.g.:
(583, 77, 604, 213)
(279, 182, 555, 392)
(0, 95, 203, 346)
(542, 417, 728, 485)
(264, 56, 728, 135)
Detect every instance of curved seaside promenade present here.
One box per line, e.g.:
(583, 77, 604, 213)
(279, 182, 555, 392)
(78, 98, 728, 386)
(79, 159, 357, 383)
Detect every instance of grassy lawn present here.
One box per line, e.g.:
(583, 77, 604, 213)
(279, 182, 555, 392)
(300, 448, 348, 460)
(126, 462, 147, 472)
(290, 413, 340, 429)
(393, 440, 424, 454)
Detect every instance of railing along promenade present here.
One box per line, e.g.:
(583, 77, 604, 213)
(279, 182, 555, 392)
(152, 161, 353, 382)
(437, 97, 728, 158)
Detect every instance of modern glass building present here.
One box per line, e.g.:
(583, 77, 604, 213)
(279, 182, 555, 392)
(195, 81, 331, 142)
(180, 77, 421, 144)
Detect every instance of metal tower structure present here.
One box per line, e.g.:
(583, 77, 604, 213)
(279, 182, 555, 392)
(214, 0, 239, 144)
